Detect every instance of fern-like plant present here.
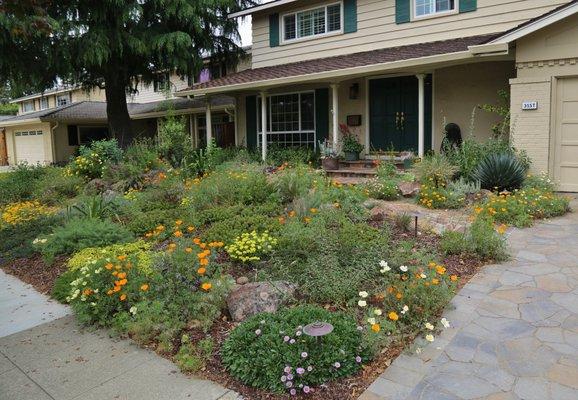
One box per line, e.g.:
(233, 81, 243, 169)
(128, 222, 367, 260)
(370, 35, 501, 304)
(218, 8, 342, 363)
(473, 153, 527, 192)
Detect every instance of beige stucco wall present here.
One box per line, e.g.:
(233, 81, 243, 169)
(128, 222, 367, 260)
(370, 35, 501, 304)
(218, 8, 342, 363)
(434, 61, 515, 149)
(251, 0, 569, 68)
(510, 12, 578, 176)
(5, 122, 54, 165)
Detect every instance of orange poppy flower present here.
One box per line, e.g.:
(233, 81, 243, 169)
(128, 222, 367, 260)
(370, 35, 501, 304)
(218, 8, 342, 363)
(201, 282, 212, 291)
(197, 267, 206, 275)
(436, 266, 446, 275)
(395, 293, 403, 300)
(175, 220, 183, 226)
(105, 263, 113, 270)
(118, 272, 127, 279)
(112, 271, 119, 277)
(388, 312, 399, 321)
(199, 243, 206, 249)
(113, 286, 121, 292)
(432, 278, 440, 285)
(117, 255, 127, 261)
(450, 275, 458, 282)
(174, 230, 183, 238)
(185, 247, 193, 253)
(168, 243, 177, 250)
(107, 290, 113, 295)
(371, 324, 381, 333)
(187, 226, 195, 232)
(120, 294, 127, 301)
(200, 258, 209, 266)
(278, 217, 286, 224)
(288, 211, 296, 217)
(193, 238, 201, 244)
(140, 284, 149, 291)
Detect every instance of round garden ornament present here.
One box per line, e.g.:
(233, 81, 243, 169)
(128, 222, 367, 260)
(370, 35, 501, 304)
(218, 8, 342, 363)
(303, 321, 334, 337)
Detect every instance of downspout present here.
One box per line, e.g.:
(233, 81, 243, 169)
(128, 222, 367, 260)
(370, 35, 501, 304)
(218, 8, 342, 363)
(50, 121, 59, 165)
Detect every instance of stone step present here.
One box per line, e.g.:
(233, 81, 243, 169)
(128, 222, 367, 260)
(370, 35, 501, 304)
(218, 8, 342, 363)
(325, 168, 378, 178)
(339, 160, 378, 169)
(330, 176, 373, 185)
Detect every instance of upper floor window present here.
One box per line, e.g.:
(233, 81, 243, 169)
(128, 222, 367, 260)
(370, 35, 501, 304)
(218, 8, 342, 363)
(415, 0, 456, 18)
(153, 73, 170, 92)
(40, 97, 49, 110)
(57, 93, 71, 107)
(282, 3, 342, 43)
(22, 101, 35, 113)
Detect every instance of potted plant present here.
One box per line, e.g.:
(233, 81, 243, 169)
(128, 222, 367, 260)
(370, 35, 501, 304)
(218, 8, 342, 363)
(319, 140, 339, 170)
(340, 124, 364, 161)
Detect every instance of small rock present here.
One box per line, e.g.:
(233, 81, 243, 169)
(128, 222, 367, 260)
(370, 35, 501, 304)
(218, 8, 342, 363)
(398, 182, 420, 197)
(236, 276, 249, 285)
(227, 281, 297, 322)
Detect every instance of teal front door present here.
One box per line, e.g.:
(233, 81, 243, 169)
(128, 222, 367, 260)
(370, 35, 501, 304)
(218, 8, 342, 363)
(369, 75, 432, 153)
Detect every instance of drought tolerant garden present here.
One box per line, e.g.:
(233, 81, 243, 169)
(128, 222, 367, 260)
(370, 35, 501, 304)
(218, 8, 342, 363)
(0, 117, 571, 399)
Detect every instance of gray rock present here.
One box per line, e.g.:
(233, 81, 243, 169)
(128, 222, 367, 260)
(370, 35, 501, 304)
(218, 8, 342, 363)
(398, 181, 420, 197)
(236, 276, 249, 285)
(227, 281, 297, 322)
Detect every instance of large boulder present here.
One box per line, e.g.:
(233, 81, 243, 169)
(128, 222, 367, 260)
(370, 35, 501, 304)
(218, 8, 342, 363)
(227, 281, 297, 322)
(398, 182, 421, 198)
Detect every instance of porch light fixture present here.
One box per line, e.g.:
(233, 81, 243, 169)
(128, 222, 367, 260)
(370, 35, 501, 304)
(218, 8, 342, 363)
(349, 83, 359, 100)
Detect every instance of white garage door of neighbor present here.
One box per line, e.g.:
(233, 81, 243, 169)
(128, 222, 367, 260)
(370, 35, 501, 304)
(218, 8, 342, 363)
(14, 130, 47, 165)
(554, 77, 578, 192)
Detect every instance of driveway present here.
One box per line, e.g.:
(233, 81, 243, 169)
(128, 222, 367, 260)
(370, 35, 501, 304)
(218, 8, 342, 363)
(361, 198, 578, 400)
(0, 270, 238, 400)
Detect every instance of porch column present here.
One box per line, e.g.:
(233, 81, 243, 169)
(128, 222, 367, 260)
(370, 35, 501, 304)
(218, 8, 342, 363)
(260, 91, 267, 161)
(416, 74, 426, 158)
(331, 83, 340, 151)
(205, 98, 213, 148)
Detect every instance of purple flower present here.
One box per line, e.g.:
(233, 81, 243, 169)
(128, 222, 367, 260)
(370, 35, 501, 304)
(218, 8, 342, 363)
(290, 389, 297, 396)
(284, 336, 290, 342)
(296, 367, 305, 375)
(287, 373, 294, 381)
(281, 376, 287, 382)
(301, 352, 308, 358)
(307, 366, 313, 372)
(255, 329, 262, 336)
(303, 386, 311, 394)
(284, 366, 292, 373)
(334, 362, 341, 368)
(289, 339, 296, 344)
(286, 381, 293, 388)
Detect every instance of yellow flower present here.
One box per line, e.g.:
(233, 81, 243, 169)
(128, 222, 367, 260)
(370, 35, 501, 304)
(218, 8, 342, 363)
(201, 282, 212, 291)
(371, 324, 381, 333)
(388, 311, 399, 321)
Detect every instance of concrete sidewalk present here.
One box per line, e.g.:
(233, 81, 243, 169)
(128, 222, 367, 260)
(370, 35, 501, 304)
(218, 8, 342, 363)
(0, 270, 237, 400)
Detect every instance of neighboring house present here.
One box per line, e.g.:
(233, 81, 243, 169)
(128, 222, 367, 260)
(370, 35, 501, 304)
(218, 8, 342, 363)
(1, 52, 251, 166)
(179, 0, 578, 191)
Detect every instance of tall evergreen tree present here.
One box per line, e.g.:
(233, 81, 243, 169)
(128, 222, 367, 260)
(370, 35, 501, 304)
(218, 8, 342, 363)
(1, 0, 253, 145)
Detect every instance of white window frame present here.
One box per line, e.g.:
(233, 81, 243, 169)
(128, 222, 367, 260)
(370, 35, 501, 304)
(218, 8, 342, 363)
(413, 0, 458, 20)
(57, 93, 71, 107)
(281, 2, 343, 45)
(257, 90, 317, 148)
(40, 97, 49, 110)
(22, 100, 35, 113)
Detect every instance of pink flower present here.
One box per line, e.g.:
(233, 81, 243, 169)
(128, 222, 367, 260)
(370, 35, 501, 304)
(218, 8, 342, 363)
(334, 362, 341, 368)
(296, 367, 305, 375)
(290, 389, 297, 396)
(355, 356, 362, 363)
(303, 386, 311, 394)
(301, 352, 308, 358)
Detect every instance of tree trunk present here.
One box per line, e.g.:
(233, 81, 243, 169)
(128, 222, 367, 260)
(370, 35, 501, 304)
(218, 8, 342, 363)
(104, 71, 132, 147)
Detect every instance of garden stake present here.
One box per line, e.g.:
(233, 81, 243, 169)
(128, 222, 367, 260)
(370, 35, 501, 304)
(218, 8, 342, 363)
(414, 216, 418, 237)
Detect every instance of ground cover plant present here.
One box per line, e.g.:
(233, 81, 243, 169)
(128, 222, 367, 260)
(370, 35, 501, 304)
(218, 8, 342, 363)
(0, 132, 571, 399)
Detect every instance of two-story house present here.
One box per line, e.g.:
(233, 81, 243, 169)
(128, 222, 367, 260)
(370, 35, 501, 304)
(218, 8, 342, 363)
(180, 0, 578, 191)
(0, 53, 251, 166)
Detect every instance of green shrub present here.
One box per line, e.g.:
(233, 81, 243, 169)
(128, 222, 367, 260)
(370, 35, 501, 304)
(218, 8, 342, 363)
(123, 138, 162, 171)
(221, 305, 368, 394)
(376, 161, 398, 179)
(272, 164, 319, 203)
(266, 145, 317, 166)
(523, 172, 557, 192)
(0, 214, 62, 260)
(51, 270, 77, 303)
(413, 154, 458, 187)
(266, 209, 390, 303)
(418, 184, 465, 209)
(0, 164, 46, 206)
(67, 240, 154, 274)
(473, 153, 527, 192)
(175, 337, 214, 373)
(468, 215, 509, 261)
(124, 208, 183, 236)
(439, 230, 470, 256)
(33, 167, 84, 206)
(68, 139, 123, 180)
(36, 218, 134, 263)
(362, 178, 399, 200)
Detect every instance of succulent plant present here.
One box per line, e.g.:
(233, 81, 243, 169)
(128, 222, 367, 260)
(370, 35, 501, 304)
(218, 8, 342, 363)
(473, 153, 527, 192)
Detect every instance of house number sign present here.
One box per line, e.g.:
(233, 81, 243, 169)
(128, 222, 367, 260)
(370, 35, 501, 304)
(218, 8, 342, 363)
(522, 101, 538, 110)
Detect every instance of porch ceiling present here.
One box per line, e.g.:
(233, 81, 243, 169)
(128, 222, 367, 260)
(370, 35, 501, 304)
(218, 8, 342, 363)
(178, 34, 508, 97)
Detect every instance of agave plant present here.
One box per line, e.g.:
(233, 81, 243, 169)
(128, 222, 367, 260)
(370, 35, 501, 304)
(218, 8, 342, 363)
(473, 153, 527, 192)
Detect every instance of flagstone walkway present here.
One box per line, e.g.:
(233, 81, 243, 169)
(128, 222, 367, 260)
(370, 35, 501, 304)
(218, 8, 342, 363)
(361, 198, 578, 400)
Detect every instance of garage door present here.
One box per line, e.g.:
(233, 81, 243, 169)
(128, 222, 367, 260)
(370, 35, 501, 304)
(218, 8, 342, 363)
(14, 130, 47, 165)
(554, 78, 578, 192)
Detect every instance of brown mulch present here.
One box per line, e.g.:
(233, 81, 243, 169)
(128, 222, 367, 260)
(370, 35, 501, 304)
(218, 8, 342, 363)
(1, 255, 68, 295)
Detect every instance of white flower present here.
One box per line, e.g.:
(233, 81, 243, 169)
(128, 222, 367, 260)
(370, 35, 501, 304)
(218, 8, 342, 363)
(40, 238, 47, 244)
(380, 261, 391, 273)
(441, 318, 450, 329)
(358, 300, 367, 307)
(425, 334, 435, 342)
(401, 305, 409, 314)
(374, 309, 382, 316)
(359, 291, 369, 298)
(130, 306, 137, 315)
(400, 265, 408, 272)
(425, 322, 434, 331)
(416, 347, 423, 354)
(367, 317, 376, 325)
(420, 273, 427, 279)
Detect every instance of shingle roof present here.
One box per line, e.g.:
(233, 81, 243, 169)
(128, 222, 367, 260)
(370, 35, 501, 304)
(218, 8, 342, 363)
(185, 34, 500, 91)
(0, 96, 234, 125)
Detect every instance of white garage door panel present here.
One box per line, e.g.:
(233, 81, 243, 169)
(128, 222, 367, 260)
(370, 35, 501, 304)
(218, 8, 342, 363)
(15, 131, 46, 165)
(555, 78, 578, 193)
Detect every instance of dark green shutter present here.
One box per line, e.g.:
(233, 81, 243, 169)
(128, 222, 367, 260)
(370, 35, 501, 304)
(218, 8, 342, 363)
(460, 0, 477, 13)
(269, 13, 279, 47)
(343, 0, 357, 33)
(425, 75, 433, 152)
(315, 88, 329, 144)
(395, 0, 411, 24)
(246, 96, 257, 149)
